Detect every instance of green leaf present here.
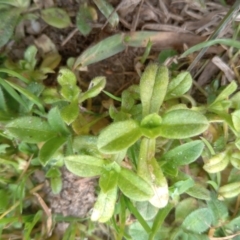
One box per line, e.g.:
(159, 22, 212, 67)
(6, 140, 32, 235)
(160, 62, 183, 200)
(48, 107, 70, 135)
(161, 140, 204, 175)
(165, 72, 192, 100)
(79, 76, 106, 102)
(230, 151, 240, 169)
(182, 208, 213, 234)
(158, 109, 209, 139)
(73, 135, 100, 157)
(97, 119, 142, 154)
(129, 221, 169, 240)
(50, 177, 62, 194)
(76, 4, 96, 36)
(158, 49, 177, 63)
(0, 189, 9, 213)
(232, 109, 240, 132)
(0, 7, 20, 48)
(39, 136, 66, 166)
(218, 182, 240, 200)
(61, 100, 79, 125)
(140, 64, 169, 117)
(170, 178, 195, 196)
(207, 193, 228, 226)
(175, 198, 199, 222)
(118, 168, 154, 201)
(230, 92, 240, 109)
(0, 77, 28, 110)
(135, 201, 158, 221)
(203, 151, 229, 173)
(186, 183, 211, 200)
(41, 7, 71, 29)
(74, 33, 125, 69)
(24, 45, 37, 69)
(57, 69, 80, 101)
(6, 116, 57, 143)
(0, 86, 7, 112)
(46, 167, 62, 178)
(93, 0, 119, 27)
(209, 81, 237, 105)
(0, 0, 30, 7)
(5, 80, 44, 111)
(91, 185, 117, 222)
(46, 168, 62, 194)
(224, 215, 240, 235)
(64, 155, 105, 177)
(99, 168, 118, 193)
(148, 158, 169, 208)
(140, 113, 162, 138)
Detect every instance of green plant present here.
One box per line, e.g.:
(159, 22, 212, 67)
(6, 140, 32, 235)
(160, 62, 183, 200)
(2, 51, 240, 239)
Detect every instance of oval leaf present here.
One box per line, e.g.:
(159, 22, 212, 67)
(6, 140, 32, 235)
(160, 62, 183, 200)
(158, 109, 209, 139)
(76, 4, 96, 36)
(48, 107, 70, 135)
(186, 183, 211, 200)
(97, 119, 142, 154)
(6, 116, 57, 143)
(135, 201, 158, 221)
(182, 208, 213, 234)
(0, 8, 20, 48)
(232, 109, 240, 132)
(165, 72, 192, 100)
(140, 64, 169, 117)
(161, 140, 204, 175)
(61, 100, 79, 125)
(91, 186, 117, 222)
(73, 135, 100, 156)
(39, 136, 66, 166)
(140, 113, 162, 138)
(64, 155, 105, 177)
(118, 168, 154, 201)
(50, 177, 62, 194)
(41, 7, 71, 29)
(99, 168, 118, 193)
(79, 76, 106, 102)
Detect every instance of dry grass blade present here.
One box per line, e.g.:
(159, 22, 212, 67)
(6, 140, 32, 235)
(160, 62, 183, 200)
(212, 56, 235, 82)
(187, 0, 240, 72)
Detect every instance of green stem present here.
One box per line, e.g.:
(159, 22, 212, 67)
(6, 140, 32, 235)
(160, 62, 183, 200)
(125, 197, 151, 234)
(148, 203, 174, 240)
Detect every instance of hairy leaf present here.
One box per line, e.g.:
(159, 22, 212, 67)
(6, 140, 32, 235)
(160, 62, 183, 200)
(41, 7, 71, 29)
(182, 208, 213, 234)
(118, 168, 154, 201)
(158, 109, 209, 139)
(140, 64, 168, 117)
(64, 155, 105, 177)
(6, 116, 57, 143)
(97, 119, 141, 153)
(39, 136, 66, 166)
(91, 186, 117, 222)
(0, 7, 20, 48)
(165, 72, 192, 100)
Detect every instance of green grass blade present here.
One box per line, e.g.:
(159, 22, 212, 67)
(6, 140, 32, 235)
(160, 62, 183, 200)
(182, 39, 240, 58)
(0, 68, 30, 83)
